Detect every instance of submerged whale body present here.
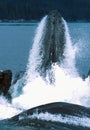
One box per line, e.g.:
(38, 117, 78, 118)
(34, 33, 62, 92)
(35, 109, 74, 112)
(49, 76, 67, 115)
(1, 102, 90, 130)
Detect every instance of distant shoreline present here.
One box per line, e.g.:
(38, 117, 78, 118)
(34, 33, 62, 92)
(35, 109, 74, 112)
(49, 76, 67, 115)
(0, 19, 90, 23)
(0, 19, 39, 23)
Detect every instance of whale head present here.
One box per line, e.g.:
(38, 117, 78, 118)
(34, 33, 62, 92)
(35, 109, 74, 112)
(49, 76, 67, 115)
(40, 10, 65, 71)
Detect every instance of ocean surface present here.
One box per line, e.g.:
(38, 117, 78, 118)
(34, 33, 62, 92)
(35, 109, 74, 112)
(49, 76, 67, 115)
(0, 22, 37, 75)
(0, 22, 90, 76)
(0, 20, 90, 130)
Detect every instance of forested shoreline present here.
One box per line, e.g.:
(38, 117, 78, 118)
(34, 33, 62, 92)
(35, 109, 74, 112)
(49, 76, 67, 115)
(0, 0, 90, 22)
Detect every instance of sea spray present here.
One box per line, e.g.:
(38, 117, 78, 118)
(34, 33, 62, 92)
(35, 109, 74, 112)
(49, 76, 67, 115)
(12, 65, 90, 110)
(61, 18, 78, 76)
(0, 96, 22, 120)
(0, 66, 89, 119)
(25, 16, 47, 83)
(12, 14, 90, 110)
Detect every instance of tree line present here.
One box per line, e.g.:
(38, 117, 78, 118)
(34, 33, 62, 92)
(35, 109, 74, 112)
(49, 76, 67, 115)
(0, 0, 90, 21)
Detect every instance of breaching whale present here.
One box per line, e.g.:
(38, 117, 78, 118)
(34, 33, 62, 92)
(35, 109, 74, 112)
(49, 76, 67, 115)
(39, 10, 65, 74)
(38, 10, 66, 83)
(26, 10, 66, 84)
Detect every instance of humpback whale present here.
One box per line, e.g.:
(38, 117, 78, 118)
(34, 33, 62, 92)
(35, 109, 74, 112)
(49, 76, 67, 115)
(1, 102, 90, 130)
(42, 11, 65, 63)
(26, 10, 66, 83)
(39, 10, 66, 83)
(39, 10, 65, 73)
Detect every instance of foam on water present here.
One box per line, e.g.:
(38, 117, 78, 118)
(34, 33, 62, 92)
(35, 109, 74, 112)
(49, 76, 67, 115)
(12, 65, 90, 110)
(0, 96, 22, 120)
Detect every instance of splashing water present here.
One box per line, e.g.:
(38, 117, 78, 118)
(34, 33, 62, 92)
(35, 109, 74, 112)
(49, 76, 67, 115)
(12, 16, 90, 110)
(0, 96, 22, 120)
(25, 16, 47, 82)
(61, 18, 78, 76)
(12, 65, 90, 110)
(0, 15, 90, 121)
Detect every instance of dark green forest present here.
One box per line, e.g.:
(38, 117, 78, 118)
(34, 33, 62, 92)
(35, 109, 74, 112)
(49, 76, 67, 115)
(0, 0, 90, 21)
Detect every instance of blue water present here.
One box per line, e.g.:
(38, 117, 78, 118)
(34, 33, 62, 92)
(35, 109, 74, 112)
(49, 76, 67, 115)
(0, 23, 37, 74)
(0, 22, 90, 76)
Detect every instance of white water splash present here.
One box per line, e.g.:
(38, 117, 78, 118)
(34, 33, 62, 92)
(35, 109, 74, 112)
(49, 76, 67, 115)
(25, 16, 47, 83)
(12, 16, 90, 110)
(61, 18, 78, 76)
(0, 96, 22, 120)
(12, 65, 90, 110)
